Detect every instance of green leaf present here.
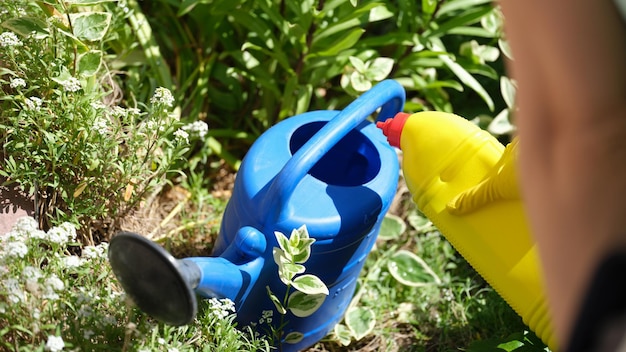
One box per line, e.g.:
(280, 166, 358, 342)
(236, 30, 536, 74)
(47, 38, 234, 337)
(366, 57, 394, 81)
(334, 324, 352, 346)
(287, 291, 326, 317)
(350, 72, 372, 92)
(178, 0, 212, 16)
(77, 50, 102, 77)
(69, 12, 112, 42)
(425, 6, 494, 39)
(387, 250, 441, 287)
(487, 109, 516, 136)
(349, 56, 367, 73)
(437, 0, 494, 16)
(274, 231, 290, 253)
(439, 54, 495, 111)
(66, 0, 117, 4)
(345, 306, 376, 340)
(407, 211, 434, 233)
(284, 331, 304, 344)
(291, 274, 329, 295)
(1, 17, 49, 39)
(378, 214, 406, 241)
(500, 76, 517, 109)
(311, 28, 364, 57)
(266, 286, 286, 314)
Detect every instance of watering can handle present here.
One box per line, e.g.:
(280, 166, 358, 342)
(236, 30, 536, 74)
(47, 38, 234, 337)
(264, 79, 405, 224)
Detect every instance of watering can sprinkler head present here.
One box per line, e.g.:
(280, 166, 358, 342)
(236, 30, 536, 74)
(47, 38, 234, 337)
(108, 232, 200, 325)
(108, 227, 267, 326)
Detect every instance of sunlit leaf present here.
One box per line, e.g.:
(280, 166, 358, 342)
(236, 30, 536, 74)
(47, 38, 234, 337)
(266, 286, 286, 314)
(440, 54, 494, 111)
(288, 291, 326, 317)
(69, 12, 112, 42)
(291, 274, 329, 295)
(378, 214, 406, 241)
(77, 50, 102, 77)
(345, 306, 376, 340)
(387, 250, 441, 287)
(1, 17, 49, 39)
(334, 324, 352, 346)
(284, 331, 304, 344)
(366, 57, 394, 81)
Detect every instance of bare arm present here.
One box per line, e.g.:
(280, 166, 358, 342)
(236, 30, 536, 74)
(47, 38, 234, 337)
(499, 0, 626, 347)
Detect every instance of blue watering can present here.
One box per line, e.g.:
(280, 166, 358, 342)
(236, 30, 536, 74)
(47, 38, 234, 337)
(108, 80, 405, 351)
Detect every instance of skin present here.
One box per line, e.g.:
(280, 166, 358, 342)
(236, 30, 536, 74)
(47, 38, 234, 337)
(499, 0, 626, 348)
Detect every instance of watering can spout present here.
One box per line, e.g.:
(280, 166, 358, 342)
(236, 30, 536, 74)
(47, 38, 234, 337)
(187, 226, 267, 303)
(108, 226, 266, 326)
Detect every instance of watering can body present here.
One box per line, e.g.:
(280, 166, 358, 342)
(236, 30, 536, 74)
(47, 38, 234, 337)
(208, 81, 404, 350)
(108, 80, 405, 351)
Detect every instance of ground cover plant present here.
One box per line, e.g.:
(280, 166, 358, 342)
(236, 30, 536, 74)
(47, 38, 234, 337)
(1, 0, 548, 351)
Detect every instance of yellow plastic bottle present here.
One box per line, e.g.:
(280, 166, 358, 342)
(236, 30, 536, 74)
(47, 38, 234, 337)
(377, 111, 556, 350)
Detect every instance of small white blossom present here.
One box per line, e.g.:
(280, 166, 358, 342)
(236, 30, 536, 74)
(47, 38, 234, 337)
(62, 255, 83, 268)
(208, 297, 236, 319)
(168, 348, 180, 352)
(13, 216, 38, 234)
(93, 117, 110, 136)
(3, 278, 25, 303)
(45, 335, 65, 352)
(60, 77, 81, 92)
(9, 77, 26, 89)
(90, 101, 106, 110)
(42, 274, 64, 300)
(23, 266, 42, 279)
(157, 338, 166, 345)
(46, 222, 77, 245)
(173, 129, 189, 143)
(4, 241, 28, 258)
(24, 96, 43, 111)
(181, 121, 209, 139)
(82, 245, 105, 259)
(150, 87, 174, 107)
(0, 31, 23, 47)
(108, 106, 127, 118)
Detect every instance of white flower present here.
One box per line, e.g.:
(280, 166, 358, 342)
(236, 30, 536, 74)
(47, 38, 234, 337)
(109, 106, 127, 118)
(181, 121, 209, 139)
(23, 266, 42, 279)
(46, 222, 76, 245)
(150, 87, 174, 107)
(208, 297, 236, 318)
(13, 216, 38, 234)
(4, 241, 28, 258)
(45, 335, 65, 352)
(42, 274, 64, 300)
(60, 77, 81, 92)
(9, 77, 26, 89)
(173, 129, 189, 143)
(0, 31, 23, 47)
(82, 245, 104, 259)
(168, 348, 180, 352)
(2, 278, 25, 303)
(93, 117, 110, 136)
(62, 255, 83, 268)
(157, 338, 166, 345)
(24, 96, 43, 111)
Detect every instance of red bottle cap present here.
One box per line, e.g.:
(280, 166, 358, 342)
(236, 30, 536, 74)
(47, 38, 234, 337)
(376, 112, 410, 149)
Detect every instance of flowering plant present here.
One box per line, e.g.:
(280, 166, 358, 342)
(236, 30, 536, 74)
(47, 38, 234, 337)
(0, 216, 270, 351)
(0, 1, 207, 239)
